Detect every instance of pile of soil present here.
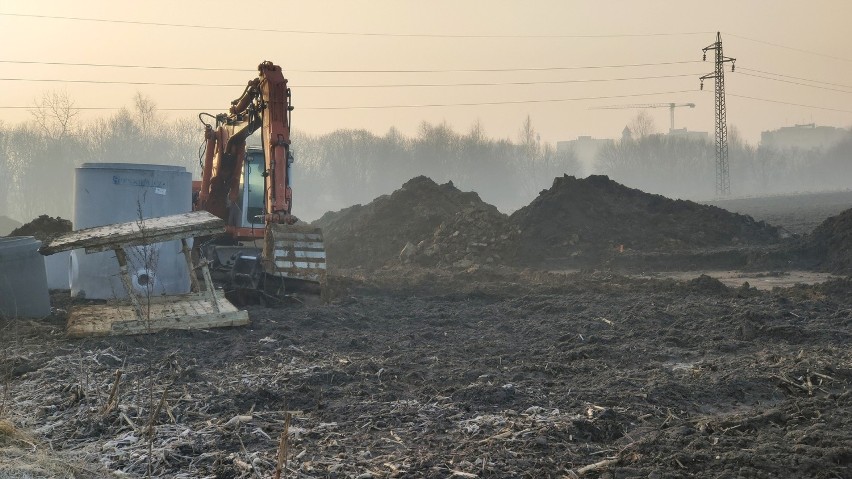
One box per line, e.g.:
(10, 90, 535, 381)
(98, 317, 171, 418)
(510, 175, 780, 266)
(314, 176, 500, 269)
(408, 205, 518, 268)
(799, 207, 852, 274)
(9, 215, 72, 241)
(0, 215, 22, 236)
(316, 175, 786, 271)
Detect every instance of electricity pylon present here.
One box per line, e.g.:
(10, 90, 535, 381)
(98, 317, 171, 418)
(700, 32, 735, 197)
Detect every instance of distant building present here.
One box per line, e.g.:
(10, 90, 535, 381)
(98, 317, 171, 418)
(760, 123, 848, 151)
(667, 128, 710, 142)
(557, 136, 615, 169)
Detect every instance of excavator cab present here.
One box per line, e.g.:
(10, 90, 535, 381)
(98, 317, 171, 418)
(233, 147, 267, 229)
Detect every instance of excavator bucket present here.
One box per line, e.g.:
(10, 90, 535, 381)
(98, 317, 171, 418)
(262, 223, 327, 295)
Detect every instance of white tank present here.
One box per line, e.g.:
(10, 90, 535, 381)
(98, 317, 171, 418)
(0, 236, 50, 318)
(44, 251, 71, 290)
(70, 163, 192, 300)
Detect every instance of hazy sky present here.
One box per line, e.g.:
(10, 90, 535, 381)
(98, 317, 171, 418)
(1, 0, 851, 145)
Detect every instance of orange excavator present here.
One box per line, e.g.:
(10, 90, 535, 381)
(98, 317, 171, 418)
(194, 61, 325, 300)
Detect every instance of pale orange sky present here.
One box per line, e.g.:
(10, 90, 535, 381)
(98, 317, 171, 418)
(1, 0, 851, 145)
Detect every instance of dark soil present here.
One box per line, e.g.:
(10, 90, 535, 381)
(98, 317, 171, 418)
(510, 175, 780, 268)
(316, 175, 784, 273)
(314, 176, 501, 269)
(9, 214, 72, 241)
(798, 207, 852, 274)
(2, 269, 850, 478)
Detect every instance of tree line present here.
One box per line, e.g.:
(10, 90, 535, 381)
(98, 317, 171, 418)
(597, 124, 852, 200)
(0, 91, 850, 225)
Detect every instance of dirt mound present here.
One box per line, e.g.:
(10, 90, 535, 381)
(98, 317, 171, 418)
(408, 206, 519, 268)
(9, 215, 72, 241)
(314, 176, 499, 269)
(510, 175, 780, 266)
(800, 207, 852, 274)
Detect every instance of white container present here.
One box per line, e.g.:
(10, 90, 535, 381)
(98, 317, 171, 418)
(0, 236, 50, 318)
(70, 163, 192, 300)
(44, 251, 71, 290)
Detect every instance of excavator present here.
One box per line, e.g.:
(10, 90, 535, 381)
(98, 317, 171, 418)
(193, 61, 325, 301)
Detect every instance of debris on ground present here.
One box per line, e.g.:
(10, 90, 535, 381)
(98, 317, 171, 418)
(2, 271, 850, 478)
(9, 215, 73, 241)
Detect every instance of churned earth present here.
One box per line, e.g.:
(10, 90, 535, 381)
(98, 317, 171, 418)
(1, 268, 850, 478)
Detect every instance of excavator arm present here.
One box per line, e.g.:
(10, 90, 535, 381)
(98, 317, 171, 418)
(198, 61, 294, 225)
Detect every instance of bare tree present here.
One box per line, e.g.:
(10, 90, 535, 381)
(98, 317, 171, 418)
(29, 90, 80, 141)
(629, 110, 656, 139)
(134, 92, 160, 136)
(517, 115, 541, 198)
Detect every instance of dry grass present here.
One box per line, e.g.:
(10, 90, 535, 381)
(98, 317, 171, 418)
(0, 418, 111, 479)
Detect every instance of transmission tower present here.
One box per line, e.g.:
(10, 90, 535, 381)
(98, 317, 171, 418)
(700, 32, 735, 197)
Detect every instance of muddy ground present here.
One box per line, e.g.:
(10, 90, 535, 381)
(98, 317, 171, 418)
(2, 268, 850, 478)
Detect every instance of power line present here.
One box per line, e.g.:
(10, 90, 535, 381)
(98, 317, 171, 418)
(0, 58, 704, 74)
(0, 78, 246, 87)
(0, 106, 138, 110)
(0, 73, 701, 89)
(737, 71, 852, 94)
(7, 90, 851, 113)
(725, 32, 852, 63)
(727, 92, 852, 113)
(0, 89, 699, 111)
(304, 73, 700, 88)
(0, 60, 253, 73)
(0, 13, 712, 39)
(738, 67, 852, 90)
(301, 89, 698, 110)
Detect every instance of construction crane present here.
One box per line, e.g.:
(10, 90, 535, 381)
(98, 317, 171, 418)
(592, 102, 696, 132)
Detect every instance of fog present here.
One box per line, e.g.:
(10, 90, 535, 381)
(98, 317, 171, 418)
(1, 92, 851, 225)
